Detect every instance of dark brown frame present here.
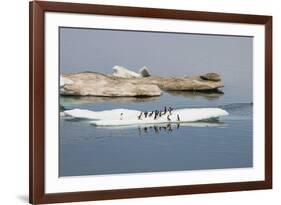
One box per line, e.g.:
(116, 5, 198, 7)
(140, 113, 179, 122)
(29, 1, 272, 204)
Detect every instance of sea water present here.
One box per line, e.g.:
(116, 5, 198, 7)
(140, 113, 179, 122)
(59, 91, 253, 176)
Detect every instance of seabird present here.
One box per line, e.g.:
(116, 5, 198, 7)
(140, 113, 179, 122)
(137, 112, 142, 120)
(144, 111, 148, 118)
(120, 113, 123, 120)
(149, 111, 154, 117)
(177, 114, 180, 121)
(164, 106, 167, 114)
(168, 107, 173, 115)
(154, 111, 158, 120)
(167, 115, 171, 121)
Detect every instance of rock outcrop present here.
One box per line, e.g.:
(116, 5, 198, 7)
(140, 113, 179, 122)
(61, 70, 223, 97)
(61, 72, 162, 97)
(200, 73, 221, 81)
(139, 66, 151, 77)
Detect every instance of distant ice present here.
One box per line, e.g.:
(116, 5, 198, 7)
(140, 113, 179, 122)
(112, 65, 141, 78)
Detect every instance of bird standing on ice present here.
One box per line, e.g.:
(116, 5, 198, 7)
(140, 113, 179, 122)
(167, 115, 171, 121)
(144, 111, 148, 118)
(154, 111, 158, 120)
(168, 107, 173, 115)
(137, 112, 142, 120)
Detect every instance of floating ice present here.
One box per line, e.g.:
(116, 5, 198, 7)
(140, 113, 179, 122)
(64, 108, 228, 127)
(64, 108, 140, 121)
(112, 65, 141, 78)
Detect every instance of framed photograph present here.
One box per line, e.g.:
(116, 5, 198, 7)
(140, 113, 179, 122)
(29, 1, 272, 204)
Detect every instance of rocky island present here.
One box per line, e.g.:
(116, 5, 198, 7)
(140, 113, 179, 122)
(60, 66, 223, 97)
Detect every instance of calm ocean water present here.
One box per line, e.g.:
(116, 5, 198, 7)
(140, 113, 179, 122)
(59, 90, 253, 176)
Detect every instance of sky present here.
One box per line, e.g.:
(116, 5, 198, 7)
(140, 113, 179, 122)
(59, 27, 253, 102)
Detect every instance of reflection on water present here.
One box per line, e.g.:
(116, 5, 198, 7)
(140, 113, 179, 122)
(136, 121, 226, 136)
(94, 121, 226, 129)
(61, 95, 160, 105)
(167, 90, 224, 100)
(139, 124, 177, 135)
(60, 90, 223, 110)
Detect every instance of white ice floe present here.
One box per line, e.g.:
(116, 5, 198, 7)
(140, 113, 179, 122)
(63, 108, 228, 126)
(64, 108, 140, 121)
(112, 65, 141, 78)
(112, 65, 151, 78)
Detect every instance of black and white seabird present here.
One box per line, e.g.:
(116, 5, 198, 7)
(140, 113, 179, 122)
(164, 106, 167, 114)
(168, 107, 173, 115)
(167, 115, 171, 121)
(144, 111, 148, 118)
(137, 112, 142, 120)
(177, 114, 180, 121)
(154, 111, 159, 120)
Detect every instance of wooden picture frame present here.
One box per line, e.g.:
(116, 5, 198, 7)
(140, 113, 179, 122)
(29, 1, 272, 204)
